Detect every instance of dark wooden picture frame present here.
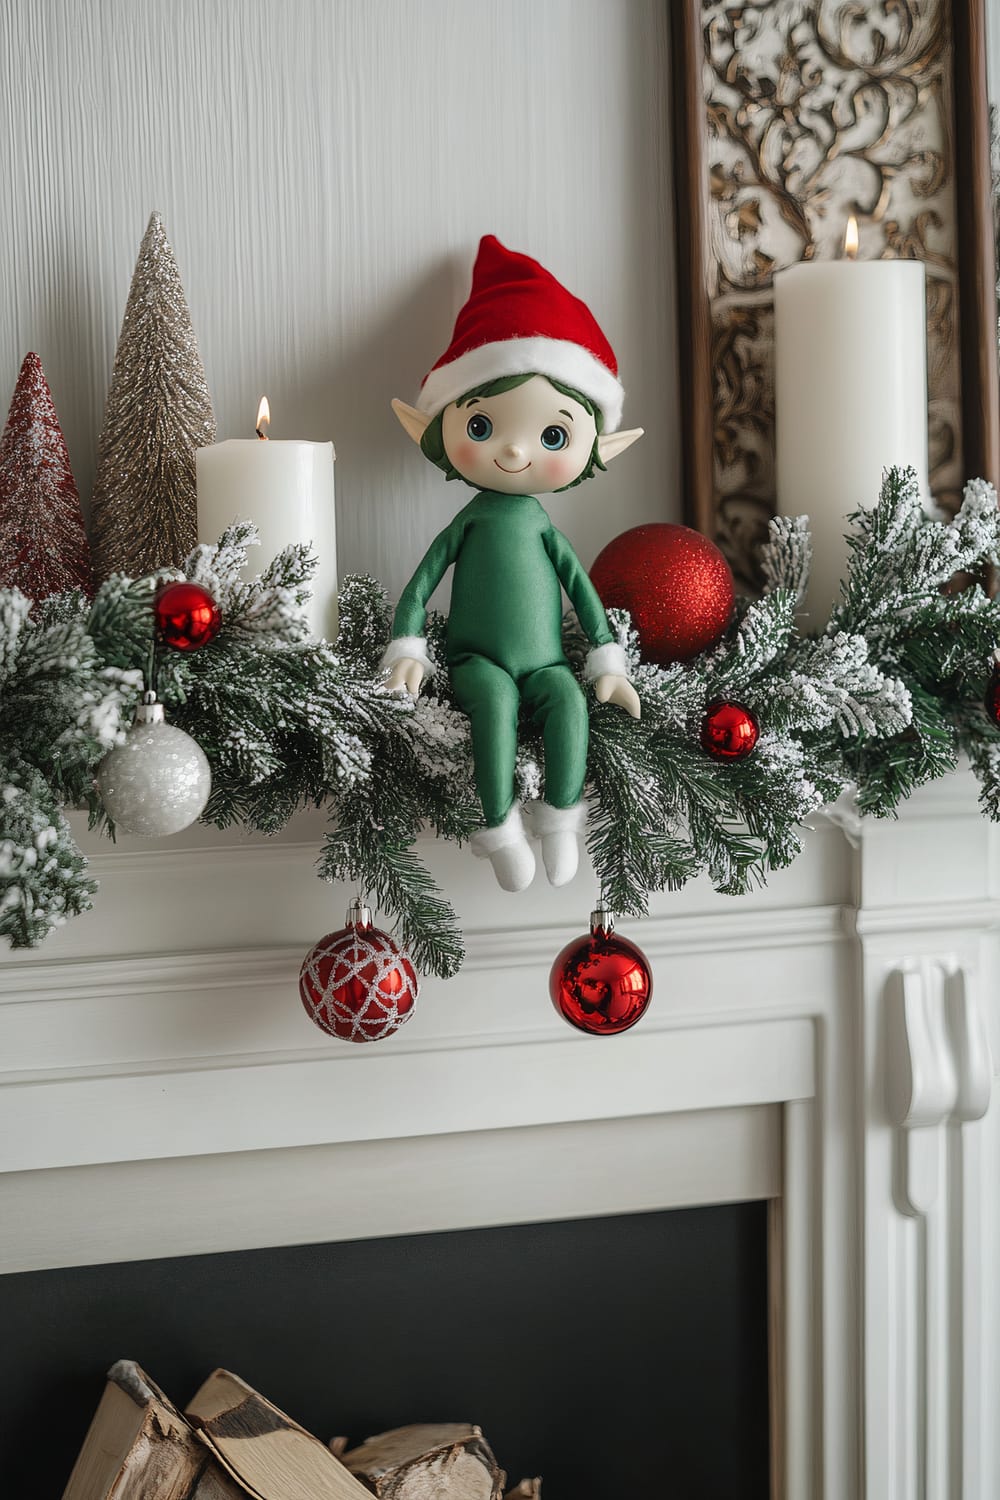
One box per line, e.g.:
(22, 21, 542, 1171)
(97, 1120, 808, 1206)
(670, 0, 999, 565)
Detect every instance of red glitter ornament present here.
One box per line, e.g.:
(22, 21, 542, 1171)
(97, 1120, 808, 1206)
(0, 352, 94, 601)
(549, 904, 653, 1036)
(154, 580, 222, 651)
(700, 699, 759, 761)
(590, 523, 734, 664)
(985, 666, 1000, 726)
(299, 901, 419, 1043)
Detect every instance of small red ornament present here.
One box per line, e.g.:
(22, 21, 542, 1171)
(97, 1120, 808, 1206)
(549, 904, 653, 1036)
(985, 665, 1000, 726)
(154, 580, 222, 651)
(299, 900, 419, 1043)
(700, 699, 759, 761)
(590, 523, 735, 664)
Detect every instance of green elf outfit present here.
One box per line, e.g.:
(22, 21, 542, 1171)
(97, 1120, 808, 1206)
(381, 235, 634, 891)
(391, 488, 620, 826)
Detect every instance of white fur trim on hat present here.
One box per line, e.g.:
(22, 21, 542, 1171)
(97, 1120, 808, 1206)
(380, 635, 435, 677)
(418, 337, 624, 432)
(583, 642, 629, 682)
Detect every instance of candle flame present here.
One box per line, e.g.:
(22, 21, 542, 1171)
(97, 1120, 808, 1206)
(844, 215, 860, 261)
(256, 396, 270, 440)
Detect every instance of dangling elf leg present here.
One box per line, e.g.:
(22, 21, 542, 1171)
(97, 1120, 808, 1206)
(521, 664, 590, 886)
(451, 654, 535, 892)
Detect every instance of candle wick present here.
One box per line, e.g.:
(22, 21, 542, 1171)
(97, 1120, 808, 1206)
(256, 424, 269, 441)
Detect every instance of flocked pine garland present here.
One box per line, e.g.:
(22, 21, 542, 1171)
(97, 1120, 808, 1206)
(3, 466, 1000, 977)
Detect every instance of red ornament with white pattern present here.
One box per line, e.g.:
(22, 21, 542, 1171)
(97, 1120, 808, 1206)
(700, 699, 759, 761)
(299, 900, 419, 1043)
(154, 580, 222, 651)
(549, 903, 653, 1036)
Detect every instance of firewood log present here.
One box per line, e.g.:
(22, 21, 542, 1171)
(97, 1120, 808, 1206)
(187, 1368, 372, 1500)
(62, 1360, 243, 1500)
(342, 1423, 506, 1500)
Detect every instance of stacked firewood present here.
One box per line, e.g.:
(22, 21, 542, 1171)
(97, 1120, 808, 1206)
(62, 1360, 541, 1500)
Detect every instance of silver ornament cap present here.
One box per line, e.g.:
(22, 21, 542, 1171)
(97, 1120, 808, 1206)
(96, 693, 211, 837)
(590, 899, 615, 936)
(346, 896, 373, 930)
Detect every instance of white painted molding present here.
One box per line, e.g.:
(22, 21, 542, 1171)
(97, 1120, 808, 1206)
(0, 1106, 780, 1275)
(885, 960, 995, 1218)
(886, 961, 960, 1132)
(945, 965, 993, 1121)
(0, 1018, 815, 1174)
(851, 896, 1000, 937)
(0, 945, 299, 1005)
(855, 811, 1000, 1499)
(0, 903, 847, 1004)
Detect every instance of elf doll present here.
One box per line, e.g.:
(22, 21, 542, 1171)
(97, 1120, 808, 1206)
(382, 235, 642, 892)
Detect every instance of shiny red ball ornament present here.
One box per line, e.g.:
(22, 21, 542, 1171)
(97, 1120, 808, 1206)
(299, 900, 419, 1043)
(984, 666, 1000, 726)
(549, 904, 653, 1036)
(153, 580, 222, 651)
(590, 523, 735, 664)
(700, 699, 759, 761)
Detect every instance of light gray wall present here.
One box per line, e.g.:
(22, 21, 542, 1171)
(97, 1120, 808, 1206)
(0, 0, 678, 596)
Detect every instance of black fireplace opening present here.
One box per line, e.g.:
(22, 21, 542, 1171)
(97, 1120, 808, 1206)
(0, 1201, 769, 1497)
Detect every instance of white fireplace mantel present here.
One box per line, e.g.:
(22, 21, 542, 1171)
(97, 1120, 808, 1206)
(1, 772, 998, 1499)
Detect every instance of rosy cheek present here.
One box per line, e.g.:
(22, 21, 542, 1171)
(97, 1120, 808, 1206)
(543, 455, 579, 486)
(451, 441, 480, 471)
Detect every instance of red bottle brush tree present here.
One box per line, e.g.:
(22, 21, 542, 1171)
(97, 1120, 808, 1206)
(0, 352, 94, 601)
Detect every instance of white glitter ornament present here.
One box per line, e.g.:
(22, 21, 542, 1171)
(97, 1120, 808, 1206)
(96, 693, 211, 836)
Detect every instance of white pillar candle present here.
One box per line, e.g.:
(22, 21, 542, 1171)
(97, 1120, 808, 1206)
(196, 401, 337, 639)
(774, 243, 929, 625)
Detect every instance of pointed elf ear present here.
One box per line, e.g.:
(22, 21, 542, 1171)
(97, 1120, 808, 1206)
(392, 399, 432, 445)
(596, 427, 644, 465)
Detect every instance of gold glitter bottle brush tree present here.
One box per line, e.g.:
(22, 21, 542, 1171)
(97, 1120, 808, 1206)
(90, 212, 216, 581)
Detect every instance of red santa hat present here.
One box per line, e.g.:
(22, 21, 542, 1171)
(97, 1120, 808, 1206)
(416, 235, 625, 432)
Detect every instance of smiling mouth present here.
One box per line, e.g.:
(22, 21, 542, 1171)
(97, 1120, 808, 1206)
(495, 460, 531, 473)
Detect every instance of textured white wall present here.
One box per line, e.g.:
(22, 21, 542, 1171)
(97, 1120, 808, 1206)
(0, 0, 677, 597)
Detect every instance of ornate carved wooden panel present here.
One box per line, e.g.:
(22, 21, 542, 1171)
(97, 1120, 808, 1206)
(672, 0, 999, 589)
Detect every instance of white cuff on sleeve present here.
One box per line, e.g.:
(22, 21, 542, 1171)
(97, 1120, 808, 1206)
(380, 635, 435, 676)
(583, 641, 629, 682)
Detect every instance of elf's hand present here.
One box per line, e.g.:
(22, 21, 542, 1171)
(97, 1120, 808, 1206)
(594, 673, 641, 720)
(385, 657, 426, 696)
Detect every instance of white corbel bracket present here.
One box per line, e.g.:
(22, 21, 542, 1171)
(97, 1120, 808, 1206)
(886, 959, 992, 1216)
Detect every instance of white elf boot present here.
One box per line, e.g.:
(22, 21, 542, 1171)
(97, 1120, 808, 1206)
(525, 800, 587, 886)
(470, 805, 535, 892)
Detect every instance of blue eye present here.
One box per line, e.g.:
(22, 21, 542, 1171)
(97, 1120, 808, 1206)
(541, 425, 569, 451)
(467, 413, 493, 441)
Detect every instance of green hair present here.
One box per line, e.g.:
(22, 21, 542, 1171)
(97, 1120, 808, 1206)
(420, 373, 606, 491)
